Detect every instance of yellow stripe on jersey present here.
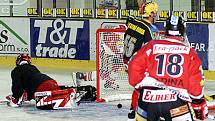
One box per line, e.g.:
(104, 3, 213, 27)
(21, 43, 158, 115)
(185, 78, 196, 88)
(127, 22, 145, 35)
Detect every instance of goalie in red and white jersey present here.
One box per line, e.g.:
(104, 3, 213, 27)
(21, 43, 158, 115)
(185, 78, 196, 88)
(128, 15, 208, 121)
(6, 54, 79, 110)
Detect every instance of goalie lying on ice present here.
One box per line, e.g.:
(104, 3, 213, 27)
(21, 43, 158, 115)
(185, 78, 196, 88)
(6, 53, 86, 110)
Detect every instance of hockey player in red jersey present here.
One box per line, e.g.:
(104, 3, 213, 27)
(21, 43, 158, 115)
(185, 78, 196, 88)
(6, 54, 79, 110)
(123, 1, 159, 120)
(128, 15, 208, 121)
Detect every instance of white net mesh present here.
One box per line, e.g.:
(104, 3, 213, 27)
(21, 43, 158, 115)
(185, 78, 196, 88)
(96, 29, 133, 102)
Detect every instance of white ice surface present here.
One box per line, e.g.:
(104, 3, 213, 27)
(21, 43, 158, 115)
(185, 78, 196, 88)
(0, 67, 215, 121)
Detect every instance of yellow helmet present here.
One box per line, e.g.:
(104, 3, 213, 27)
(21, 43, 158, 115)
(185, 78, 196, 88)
(139, 2, 158, 17)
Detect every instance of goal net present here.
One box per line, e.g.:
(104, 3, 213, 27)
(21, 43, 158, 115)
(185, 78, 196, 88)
(96, 28, 133, 102)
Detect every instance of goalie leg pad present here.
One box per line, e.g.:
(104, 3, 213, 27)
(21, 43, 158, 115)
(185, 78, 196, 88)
(35, 88, 78, 110)
(76, 72, 84, 79)
(76, 71, 96, 81)
(36, 80, 60, 92)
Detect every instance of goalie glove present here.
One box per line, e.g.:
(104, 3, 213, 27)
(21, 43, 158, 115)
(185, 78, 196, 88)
(191, 98, 208, 120)
(6, 95, 21, 107)
(6, 91, 28, 107)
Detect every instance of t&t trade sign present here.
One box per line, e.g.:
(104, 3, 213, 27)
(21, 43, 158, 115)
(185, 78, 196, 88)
(30, 18, 90, 60)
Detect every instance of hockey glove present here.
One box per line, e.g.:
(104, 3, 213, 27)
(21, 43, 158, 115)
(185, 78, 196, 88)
(6, 91, 28, 107)
(191, 98, 208, 120)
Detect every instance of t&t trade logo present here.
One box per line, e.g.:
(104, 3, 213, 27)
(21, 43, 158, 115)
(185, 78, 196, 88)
(30, 18, 90, 60)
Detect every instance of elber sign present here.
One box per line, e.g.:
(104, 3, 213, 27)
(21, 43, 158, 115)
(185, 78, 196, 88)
(30, 18, 90, 60)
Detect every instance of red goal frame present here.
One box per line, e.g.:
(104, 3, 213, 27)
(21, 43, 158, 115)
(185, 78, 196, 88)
(96, 28, 127, 102)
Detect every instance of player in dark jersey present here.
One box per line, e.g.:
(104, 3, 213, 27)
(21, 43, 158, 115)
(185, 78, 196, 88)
(123, 2, 159, 120)
(124, 1, 159, 64)
(6, 54, 78, 109)
(128, 15, 208, 121)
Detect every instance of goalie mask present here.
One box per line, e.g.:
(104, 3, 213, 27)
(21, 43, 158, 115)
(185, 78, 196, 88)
(165, 15, 185, 36)
(139, 1, 158, 17)
(16, 53, 32, 66)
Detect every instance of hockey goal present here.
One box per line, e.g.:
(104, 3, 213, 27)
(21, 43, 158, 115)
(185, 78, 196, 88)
(96, 28, 133, 102)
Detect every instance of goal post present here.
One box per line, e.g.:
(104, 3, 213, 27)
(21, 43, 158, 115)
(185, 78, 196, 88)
(96, 28, 133, 102)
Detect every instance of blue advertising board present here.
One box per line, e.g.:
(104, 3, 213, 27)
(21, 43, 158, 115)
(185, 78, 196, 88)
(30, 18, 90, 60)
(186, 23, 208, 70)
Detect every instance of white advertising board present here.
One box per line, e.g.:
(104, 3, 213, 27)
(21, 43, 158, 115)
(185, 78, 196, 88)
(0, 18, 30, 56)
(209, 24, 215, 71)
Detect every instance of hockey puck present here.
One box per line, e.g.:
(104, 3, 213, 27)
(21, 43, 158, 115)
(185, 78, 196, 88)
(117, 103, 122, 108)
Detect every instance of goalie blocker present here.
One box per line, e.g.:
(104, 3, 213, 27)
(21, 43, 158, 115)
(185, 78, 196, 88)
(59, 85, 96, 102)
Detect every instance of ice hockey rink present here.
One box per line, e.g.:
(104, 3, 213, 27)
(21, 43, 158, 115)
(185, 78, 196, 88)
(0, 67, 130, 121)
(1, 67, 215, 121)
